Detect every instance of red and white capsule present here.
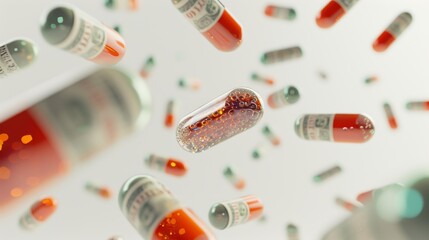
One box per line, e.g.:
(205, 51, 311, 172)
(264, 5, 296, 21)
(262, 125, 281, 146)
(356, 183, 403, 204)
(164, 99, 176, 128)
(223, 166, 245, 190)
(251, 72, 275, 85)
(383, 102, 398, 129)
(373, 12, 412, 52)
(294, 114, 375, 143)
(144, 154, 187, 177)
(316, 0, 359, 28)
(406, 101, 429, 111)
(19, 197, 57, 230)
(85, 182, 112, 199)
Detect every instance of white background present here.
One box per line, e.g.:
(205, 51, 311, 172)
(1, 0, 429, 239)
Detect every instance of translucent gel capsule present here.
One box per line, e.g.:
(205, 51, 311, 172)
(176, 88, 263, 153)
(267, 86, 300, 109)
(104, 0, 138, 11)
(0, 39, 37, 78)
(139, 56, 155, 79)
(261, 46, 302, 65)
(356, 183, 403, 204)
(41, 6, 126, 65)
(164, 99, 176, 128)
(85, 182, 112, 199)
(262, 125, 280, 146)
(144, 154, 187, 177)
(313, 165, 342, 183)
(19, 197, 57, 230)
(406, 101, 429, 111)
(294, 114, 375, 143)
(208, 195, 263, 230)
(251, 72, 275, 85)
(286, 223, 300, 240)
(118, 175, 215, 240)
(172, 0, 242, 51)
(383, 102, 398, 129)
(264, 5, 296, 21)
(223, 166, 245, 189)
(373, 12, 412, 53)
(335, 197, 359, 212)
(178, 77, 200, 90)
(316, 0, 359, 28)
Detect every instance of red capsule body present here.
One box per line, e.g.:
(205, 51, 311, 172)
(316, 0, 359, 28)
(373, 12, 412, 52)
(145, 154, 187, 177)
(383, 103, 398, 129)
(164, 100, 176, 128)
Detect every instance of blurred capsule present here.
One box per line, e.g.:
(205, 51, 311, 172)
(264, 5, 296, 21)
(108, 236, 124, 240)
(318, 71, 328, 80)
(316, 0, 359, 28)
(295, 114, 375, 143)
(113, 25, 122, 34)
(41, 6, 126, 65)
(261, 46, 302, 65)
(356, 183, 403, 204)
(165, 99, 176, 128)
(251, 72, 275, 85)
(139, 56, 155, 79)
(19, 197, 57, 230)
(373, 12, 412, 52)
(85, 182, 112, 199)
(144, 154, 187, 177)
(262, 125, 280, 146)
(209, 195, 263, 230)
(0, 39, 37, 78)
(406, 101, 429, 111)
(251, 144, 269, 160)
(313, 165, 342, 183)
(223, 166, 245, 190)
(364, 75, 379, 84)
(267, 86, 300, 109)
(335, 197, 359, 212)
(176, 88, 263, 153)
(119, 175, 215, 240)
(383, 102, 398, 129)
(104, 0, 138, 10)
(178, 77, 200, 90)
(286, 223, 300, 240)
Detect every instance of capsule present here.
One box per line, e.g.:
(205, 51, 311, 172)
(261, 46, 302, 65)
(108, 236, 124, 240)
(40, 6, 126, 65)
(267, 86, 300, 109)
(406, 101, 429, 111)
(364, 75, 379, 84)
(262, 125, 280, 146)
(223, 166, 245, 190)
(104, 0, 138, 10)
(176, 88, 263, 153)
(171, 0, 242, 51)
(113, 25, 122, 34)
(251, 144, 269, 160)
(178, 77, 200, 90)
(19, 197, 57, 230)
(0, 39, 37, 78)
(208, 195, 263, 230)
(318, 71, 328, 80)
(251, 72, 275, 85)
(85, 182, 112, 199)
(356, 183, 403, 204)
(294, 114, 375, 143)
(373, 12, 412, 52)
(165, 99, 176, 128)
(313, 165, 342, 183)
(383, 102, 398, 129)
(316, 0, 359, 28)
(335, 197, 359, 212)
(139, 56, 155, 79)
(119, 175, 215, 240)
(144, 154, 187, 177)
(264, 5, 296, 21)
(286, 223, 300, 240)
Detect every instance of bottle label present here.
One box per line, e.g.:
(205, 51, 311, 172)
(335, 0, 359, 11)
(299, 114, 334, 141)
(387, 13, 412, 38)
(0, 45, 19, 78)
(223, 200, 250, 228)
(174, 0, 225, 32)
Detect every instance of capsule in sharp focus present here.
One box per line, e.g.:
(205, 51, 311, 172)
(406, 101, 429, 111)
(0, 39, 37, 78)
(19, 197, 57, 230)
(264, 5, 296, 21)
(208, 195, 263, 230)
(267, 86, 300, 108)
(313, 165, 342, 183)
(223, 166, 245, 190)
(316, 0, 359, 28)
(373, 12, 412, 52)
(383, 102, 398, 129)
(144, 154, 187, 177)
(261, 46, 302, 65)
(294, 114, 375, 143)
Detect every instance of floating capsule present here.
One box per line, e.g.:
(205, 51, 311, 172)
(251, 72, 275, 85)
(113, 25, 122, 34)
(41, 6, 126, 65)
(139, 56, 155, 79)
(317, 71, 328, 80)
(294, 114, 375, 143)
(176, 88, 263, 153)
(262, 125, 280, 146)
(364, 75, 379, 84)
(267, 86, 300, 108)
(108, 236, 124, 240)
(171, 0, 242, 51)
(335, 197, 359, 212)
(286, 223, 300, 240)
(144, 154, 187, 177)
(0, 39, 37, 78)
(104, 0, 138, 11)
(316, 0, 359, 28)
(251, 144, 269, 160)
(406, 101, 429, 111)
(223, 166, 245, 190)
(313, 165, 342, 183)
(373, 12, 412, 52)
(165, 99, 176, 128)
(19, 197, 57, 230)
(85, 182, 112, 199)
(208, 195, 263, 230)
(383, 102, 398, 129)
(178, 77, 200, 90)
(261, 46, 302, 65)
(356, 183, 403, 204)
(119, 175, 215, 240)
(264, 5, 296, 21)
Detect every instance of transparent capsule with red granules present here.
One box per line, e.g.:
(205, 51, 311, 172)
(41, 5, 126, 65)
(144, 154, 187, 177)
(85, 182, 112, 199)
(19, 197, 57, 230)
(0, 39, 38, 78)
(316, 0, 360, 28)
(119, 175, 215, 240)
(383, 102, 398, 129)
(406, 101, 429, 111)
(373, 12, 412, 52)
(267, 86, 300, 109)
(165, 99, 177, 128)
(294, 114, 375, 143)
(356, 183, 403, 204)
(223, 166, 245, 190)
(261, 46, 302, 65)
(208, 195, 263, 230)
(286, 223, 300, 240)
(313, 165, 342, 183)
(104, 0, 138, 11)
(139, 56, 155, 79)
(251, 72, 275, 86)
(264, 5, 296, 21)
(176, 87, 263, 153)
(171, 0, 242, 51)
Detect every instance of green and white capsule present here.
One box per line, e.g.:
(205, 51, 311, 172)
(267, 86, 300, 108)
(313, 165, 342, 183)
